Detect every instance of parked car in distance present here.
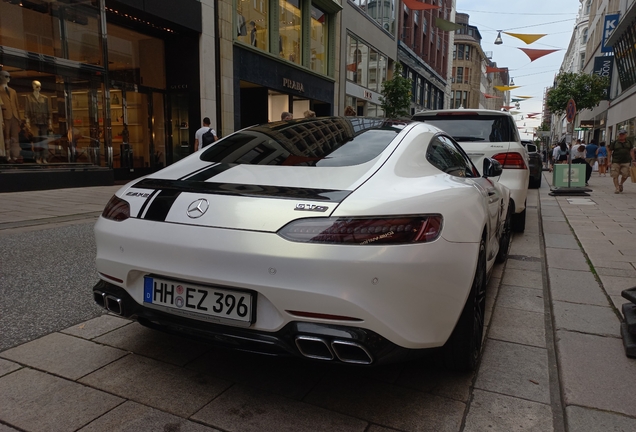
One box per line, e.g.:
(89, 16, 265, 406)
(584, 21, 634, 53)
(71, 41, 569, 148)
(412, 109, 529, 232)
(93, 117, 512, 372)
(521, 140, 542, 188)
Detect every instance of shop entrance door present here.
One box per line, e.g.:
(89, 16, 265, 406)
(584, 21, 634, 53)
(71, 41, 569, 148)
(108, 84, 167, 172)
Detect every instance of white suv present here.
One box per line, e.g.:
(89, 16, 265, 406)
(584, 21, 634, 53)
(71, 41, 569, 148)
(413, 109, 529, 232)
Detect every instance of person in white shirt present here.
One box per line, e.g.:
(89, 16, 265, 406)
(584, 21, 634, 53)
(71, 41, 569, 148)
(194, 117, 218, 151)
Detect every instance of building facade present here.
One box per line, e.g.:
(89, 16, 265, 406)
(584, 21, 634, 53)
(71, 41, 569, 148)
(340, 0, 398, 117)
(399, 0, 452, 114)
(450, 13, 507, 110)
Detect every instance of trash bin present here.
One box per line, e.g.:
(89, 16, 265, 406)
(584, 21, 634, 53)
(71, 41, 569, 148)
(552, 164, 585, 187)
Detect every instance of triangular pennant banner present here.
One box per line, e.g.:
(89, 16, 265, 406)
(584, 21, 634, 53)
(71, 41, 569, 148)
(501, 105, 515, 110)
(402, 0, 441, 11)
(483, 94, 501, 99)
(511, 98, 523, 102)
(486, 66, 508, 73)
(434, 17, 462, 31)
(493, 85, 520, 92)
(513, 95, 533, 99)
(518, 48, 560, 62)
(503, 32, 547, 45)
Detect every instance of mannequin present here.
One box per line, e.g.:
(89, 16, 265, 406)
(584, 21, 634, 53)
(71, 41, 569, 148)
(25, 80, 52, 164)
(0, 70, 22, 163)
(0, 91, 4, 160)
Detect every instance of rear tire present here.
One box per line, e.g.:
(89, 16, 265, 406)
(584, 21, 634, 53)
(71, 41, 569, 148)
(511, 205, 526, 233)
(442, 236, 487, 372)
(495, 202, 513, 263)
(529, 175, 542, 189)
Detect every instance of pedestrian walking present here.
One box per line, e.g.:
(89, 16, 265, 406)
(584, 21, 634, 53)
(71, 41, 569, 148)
(303, 110, 316, 118)
(585, 139, 598, 168)
(596, 141, 608, 176)
(194, 117, 218, 151)
(608, 129, 636, 193)
(281, 111, 292, 121)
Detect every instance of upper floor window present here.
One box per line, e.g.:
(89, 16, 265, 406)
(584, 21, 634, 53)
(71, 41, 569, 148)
(581, 28, 588, 45)
(237, 0, 269, 50)
(585, 0, 591, 15)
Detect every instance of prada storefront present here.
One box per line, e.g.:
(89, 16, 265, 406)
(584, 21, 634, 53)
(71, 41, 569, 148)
(233, 0, 341, 127)
(0, 0, 201, 192)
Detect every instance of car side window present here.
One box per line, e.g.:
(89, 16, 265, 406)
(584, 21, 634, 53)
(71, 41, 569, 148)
(426, 135, 476, 178)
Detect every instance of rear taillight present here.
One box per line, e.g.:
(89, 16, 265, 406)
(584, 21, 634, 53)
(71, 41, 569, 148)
(492, 152, 527, 169)
(277, 215, 443, 245)
(102, 195, 130, 221)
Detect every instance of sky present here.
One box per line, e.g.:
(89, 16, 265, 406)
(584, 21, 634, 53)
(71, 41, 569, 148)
(455, 0, 582, 139)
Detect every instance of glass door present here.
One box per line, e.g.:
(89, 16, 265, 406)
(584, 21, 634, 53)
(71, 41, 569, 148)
(109, 84, 150, 169)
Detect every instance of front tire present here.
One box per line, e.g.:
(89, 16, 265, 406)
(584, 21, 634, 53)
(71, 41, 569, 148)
(442, 236, 487, 372)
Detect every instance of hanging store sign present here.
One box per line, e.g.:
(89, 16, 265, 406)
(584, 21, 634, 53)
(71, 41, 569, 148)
(602, 14, 620, 53)
(593, 56, 614, 100)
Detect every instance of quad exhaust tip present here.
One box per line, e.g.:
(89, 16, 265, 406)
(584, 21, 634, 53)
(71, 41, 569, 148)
(93, 290, 124, 316)
(295, 336, 373, 364)
(295, 336, 334, 361)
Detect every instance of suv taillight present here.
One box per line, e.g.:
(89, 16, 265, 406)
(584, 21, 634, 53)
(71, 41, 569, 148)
(492, 152, 527, 169)
(277, 215, 443, 245)
(102, 195, 130, 221)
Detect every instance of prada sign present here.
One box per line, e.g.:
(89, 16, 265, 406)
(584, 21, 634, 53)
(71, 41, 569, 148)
(282, 78, 305, 93)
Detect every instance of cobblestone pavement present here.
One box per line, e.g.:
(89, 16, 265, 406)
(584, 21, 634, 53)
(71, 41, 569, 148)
(0, 176, 635, 431)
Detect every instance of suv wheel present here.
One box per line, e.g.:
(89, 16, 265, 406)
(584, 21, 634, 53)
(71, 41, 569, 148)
(511, 205, 526, 233)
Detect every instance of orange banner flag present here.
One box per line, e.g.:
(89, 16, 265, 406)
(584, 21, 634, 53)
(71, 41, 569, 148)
(518, 48, 560, 62)
(402, 0, 441, 11)
(503, 32, 547, 45)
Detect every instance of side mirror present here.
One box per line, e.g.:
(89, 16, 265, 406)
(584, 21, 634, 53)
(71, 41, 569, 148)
(483, 158, 503, 178)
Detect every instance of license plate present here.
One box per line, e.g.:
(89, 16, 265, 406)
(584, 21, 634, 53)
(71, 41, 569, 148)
(143, 276, 253, 324)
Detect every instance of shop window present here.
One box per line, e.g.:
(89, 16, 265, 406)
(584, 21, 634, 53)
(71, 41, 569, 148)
(237, 0, 269, 50)
(279, 0, 301, 65)
(310, 4, 327, 74)
(369, 49, 379, 91)
(0, 1, 103, 62)
(107, 24, 166, 90)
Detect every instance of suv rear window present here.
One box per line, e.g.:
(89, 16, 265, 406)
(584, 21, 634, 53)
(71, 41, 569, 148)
(413, 114, 519, 143)
(200, 118, 405, 167)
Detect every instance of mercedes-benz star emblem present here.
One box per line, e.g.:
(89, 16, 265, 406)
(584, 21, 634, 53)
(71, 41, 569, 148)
(187, 198, 209, 218)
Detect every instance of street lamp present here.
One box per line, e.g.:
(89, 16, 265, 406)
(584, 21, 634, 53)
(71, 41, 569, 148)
(494, 31, 503, 45)
(510, 77, 515, 86)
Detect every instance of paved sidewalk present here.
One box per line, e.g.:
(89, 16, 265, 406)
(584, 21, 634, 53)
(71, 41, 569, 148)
(0, 179, 635, 431)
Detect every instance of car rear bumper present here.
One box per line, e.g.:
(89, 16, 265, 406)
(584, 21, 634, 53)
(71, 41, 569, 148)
(94, 217, 479, 350)
(93, 280, 429, 365)
(499, 170, 529, 213)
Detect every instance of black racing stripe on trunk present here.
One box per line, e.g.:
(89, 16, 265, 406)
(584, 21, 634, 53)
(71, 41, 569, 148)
(132, 178, 350, 202)
(181, 163, 236, 181)
(136, 189, 160, 219)
(143, 189, 182, 221)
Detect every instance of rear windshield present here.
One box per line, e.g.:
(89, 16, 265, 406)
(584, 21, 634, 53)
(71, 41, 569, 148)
(414, 114, 519, 143)
(200, 118, 404, 167)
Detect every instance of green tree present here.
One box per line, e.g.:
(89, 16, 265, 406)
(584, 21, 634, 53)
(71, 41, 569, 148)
(546, 72, 609, 116)
(380, 62, 412, 118)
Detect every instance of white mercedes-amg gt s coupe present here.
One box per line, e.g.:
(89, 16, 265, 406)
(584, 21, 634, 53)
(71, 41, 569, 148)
(93, 117, 512, 371)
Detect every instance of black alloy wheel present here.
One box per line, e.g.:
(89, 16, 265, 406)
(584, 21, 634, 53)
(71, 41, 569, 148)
(511, 202, 526, 233)
(495, 201, 513, 263)
(442, 236, 487, 371)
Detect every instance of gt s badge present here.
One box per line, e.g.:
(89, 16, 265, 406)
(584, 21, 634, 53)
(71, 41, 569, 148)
(295, 204, 328, 212)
